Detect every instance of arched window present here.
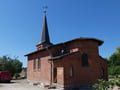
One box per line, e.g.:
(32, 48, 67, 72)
(81, 54, 88, 67)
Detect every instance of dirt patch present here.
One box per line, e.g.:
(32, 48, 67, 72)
(0, 79, 49, 90)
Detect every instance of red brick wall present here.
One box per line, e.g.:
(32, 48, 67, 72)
(27, 39, 107, 86)
(53, 40, 107, 86)
(57, 67, 64, 85)
(54, 52, 107, 86)
(27, 51, 51, 83)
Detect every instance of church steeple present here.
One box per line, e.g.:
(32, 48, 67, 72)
(40, 12, 50, 44)
(36, 11, 52, 50)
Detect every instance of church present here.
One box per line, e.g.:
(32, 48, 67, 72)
(25, 12, 108, 89)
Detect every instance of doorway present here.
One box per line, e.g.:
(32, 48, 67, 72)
(54, 68, 57, 83)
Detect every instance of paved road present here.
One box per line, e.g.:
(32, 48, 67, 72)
(0, 79, 49, 90)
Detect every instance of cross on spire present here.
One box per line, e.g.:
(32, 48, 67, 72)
(43, 6, 48, 14)
(39, 6, 51, 45)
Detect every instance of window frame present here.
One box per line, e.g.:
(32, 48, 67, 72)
(38, 58, 41, 70)
(70, 66, 74, 78)
(81, 54, 89, 67)
(33, 59, 36, 70)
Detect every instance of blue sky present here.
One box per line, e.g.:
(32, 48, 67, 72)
(0, 0, 120, 67)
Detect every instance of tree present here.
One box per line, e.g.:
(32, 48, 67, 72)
(108, 47, 120, 76)
(0, 56, 22, 76)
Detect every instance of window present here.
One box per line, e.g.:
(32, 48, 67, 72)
(81, 54, 88, 67)
(38, 58, 41, 70)
(70, 66, 73, 78)
(33, 59, 36, 70)
(101, 68, 104, 77)
(61, 49, 64, 54)
(61, 48, 70, 54)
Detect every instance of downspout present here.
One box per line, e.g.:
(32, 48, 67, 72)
(46, 47, 53, 88)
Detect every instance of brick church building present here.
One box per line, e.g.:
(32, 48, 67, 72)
(25, 12, 107, 89)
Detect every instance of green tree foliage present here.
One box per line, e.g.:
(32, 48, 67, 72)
(93, 79, 120, 90)
(0, 56, 22, 76)
(108, 47, 120, 75)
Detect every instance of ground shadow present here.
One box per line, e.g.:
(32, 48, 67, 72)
(0, 81, 16, 84)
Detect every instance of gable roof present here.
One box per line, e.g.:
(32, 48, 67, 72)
(49, 51, 79, 60)
(25, 37, 103, 56)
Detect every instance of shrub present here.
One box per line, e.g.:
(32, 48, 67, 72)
(93, 79, 120, 90)
(14, 73, 20, 79)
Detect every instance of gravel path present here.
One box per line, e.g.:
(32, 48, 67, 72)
(0, 79, 49, 90)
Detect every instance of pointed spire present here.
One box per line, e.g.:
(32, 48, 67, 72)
(39, 12, 51, 44)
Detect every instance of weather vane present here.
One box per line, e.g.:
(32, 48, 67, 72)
(43, 5, 48, 13)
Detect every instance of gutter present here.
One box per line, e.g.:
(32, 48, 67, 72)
(46, 47, 53, 88)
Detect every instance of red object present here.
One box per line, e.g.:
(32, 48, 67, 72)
(0, 71, 11, 82)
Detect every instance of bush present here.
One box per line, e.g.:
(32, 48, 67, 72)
(93, 79, 120, 90)
(93, 79, 109, 90)
(14, 73, 20, 79)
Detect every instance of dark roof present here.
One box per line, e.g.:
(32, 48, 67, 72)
(39, 13, 51, 44)
(25, 37, 103, 56)
(66, 37, 103, 45)
(25, 46, 48, 56)
(49, 51, 79, 60)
